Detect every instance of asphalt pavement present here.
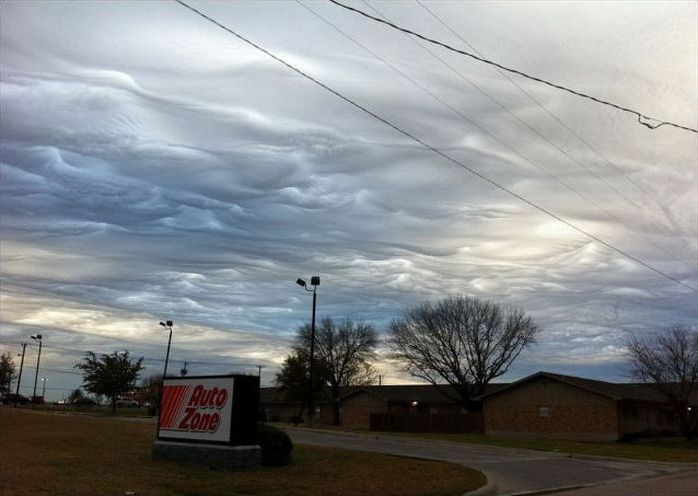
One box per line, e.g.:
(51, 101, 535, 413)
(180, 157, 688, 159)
(285, 427, 696, 496)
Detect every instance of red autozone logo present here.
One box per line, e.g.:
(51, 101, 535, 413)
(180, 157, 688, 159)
(160, 384, 229, 433)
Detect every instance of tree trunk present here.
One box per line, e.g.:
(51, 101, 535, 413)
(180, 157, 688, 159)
(294, 403, 305, 426)
(332, 399, 341, 425)
(111, 397, 117, 415)
(332, 385, 341, 425)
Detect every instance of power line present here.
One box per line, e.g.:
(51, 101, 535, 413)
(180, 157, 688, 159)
(328, 0, 697, 134)
(413, 0, 694, 237)
(344, 0, 692, 270)
(174, 0, 696, 293)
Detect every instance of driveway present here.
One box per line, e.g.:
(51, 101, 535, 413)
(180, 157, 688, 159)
(285, 428, 696, 495)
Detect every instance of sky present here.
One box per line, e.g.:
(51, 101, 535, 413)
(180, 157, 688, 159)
(1, 0, 696, 401)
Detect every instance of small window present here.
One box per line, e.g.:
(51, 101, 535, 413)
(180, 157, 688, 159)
(538, 406, 549, 418)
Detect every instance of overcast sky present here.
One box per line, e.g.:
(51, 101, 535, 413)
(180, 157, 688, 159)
(1, 0, 696, 400)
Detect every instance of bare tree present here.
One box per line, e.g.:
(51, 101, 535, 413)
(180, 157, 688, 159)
(627, 325, 698, 440)
(296, 317, 378, 425)
(388, 295, 537, 411)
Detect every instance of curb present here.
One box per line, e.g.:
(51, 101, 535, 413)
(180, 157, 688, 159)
(463, 472, 497, 496)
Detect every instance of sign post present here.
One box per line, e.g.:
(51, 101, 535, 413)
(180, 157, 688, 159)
(153, 374, 260, 469)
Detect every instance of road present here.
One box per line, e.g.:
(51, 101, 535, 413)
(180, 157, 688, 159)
(285, 428, 696, 495)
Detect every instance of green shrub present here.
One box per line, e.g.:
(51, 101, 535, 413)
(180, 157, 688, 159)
(257, 423, 293, 466)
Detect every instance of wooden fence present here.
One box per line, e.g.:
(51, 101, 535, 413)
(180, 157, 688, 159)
(369, 413, 484, 434)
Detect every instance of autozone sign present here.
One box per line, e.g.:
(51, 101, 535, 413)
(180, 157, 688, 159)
(158, 376, 234, 443)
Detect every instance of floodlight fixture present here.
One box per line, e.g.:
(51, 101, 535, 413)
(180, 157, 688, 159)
(296, 278, 306, 287)
(310, 276, 320, 286)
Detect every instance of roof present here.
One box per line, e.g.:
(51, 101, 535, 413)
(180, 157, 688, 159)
(479, 371, 677, 404)
(340, 383, 509, 403)
(259, 387, 299, 404)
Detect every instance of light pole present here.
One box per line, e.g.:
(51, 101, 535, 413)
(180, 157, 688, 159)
(156, 321, 173, 417)
(160, 320, 172, 381)
(41, 378, 48, 398)
(159, 321, 174, 379)
(14, 342, 27, 408)
(30, 334, 42, 406)
(296, 276, 320, 427)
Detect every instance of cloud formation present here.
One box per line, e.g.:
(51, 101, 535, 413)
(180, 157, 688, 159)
(1, 1, 696, 398)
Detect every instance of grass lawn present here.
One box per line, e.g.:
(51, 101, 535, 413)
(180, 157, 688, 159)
(0, 408, 485, 496)
(275, 423, 698, 463)
(369, 432, 698, 463)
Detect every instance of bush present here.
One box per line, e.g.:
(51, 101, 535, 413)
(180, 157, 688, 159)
(257, 423, 293, 466)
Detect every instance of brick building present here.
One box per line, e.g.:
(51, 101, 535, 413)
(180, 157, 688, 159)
(481, 371, 682, 441)
(258, 387, 333, 424)
(339, 385, 465, 429)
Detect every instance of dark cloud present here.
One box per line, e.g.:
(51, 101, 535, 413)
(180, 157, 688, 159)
(1, 1, 696, 398)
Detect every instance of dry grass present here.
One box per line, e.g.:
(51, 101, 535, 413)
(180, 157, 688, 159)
(0, 408, 485, 496)
(273, 422, 698, 463)
(368, 431, 698, 463)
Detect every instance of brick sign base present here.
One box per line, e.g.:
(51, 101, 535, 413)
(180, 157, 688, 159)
(152, 440, 261, 470)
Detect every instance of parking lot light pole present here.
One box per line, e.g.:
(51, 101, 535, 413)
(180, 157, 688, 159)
(159, 321, 174, 379)
(41, 377, 48, 398)
(14, 342, 27, 408)
(296, 276, 320, 428)
(30, 334, 42, 406)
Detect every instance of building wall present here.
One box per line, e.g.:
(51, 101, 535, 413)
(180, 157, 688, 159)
(483, 377, 620, 441)
(261, 403, 304, 423)
(341, 393, 388, 430)
(618, 402, 677, 437)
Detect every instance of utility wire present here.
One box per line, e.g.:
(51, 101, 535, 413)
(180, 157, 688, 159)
(174, 0, 696, 292)
(299, 0, 689, 268)
(414, 0, 694, 237)
(356, 0, 692, 269)
(329, 0, 697, 134)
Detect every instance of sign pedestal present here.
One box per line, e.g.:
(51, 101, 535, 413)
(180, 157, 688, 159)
(153, 440, 261, 470)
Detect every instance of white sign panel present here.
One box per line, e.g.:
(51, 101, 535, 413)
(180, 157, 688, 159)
(158, 376, 234, 443)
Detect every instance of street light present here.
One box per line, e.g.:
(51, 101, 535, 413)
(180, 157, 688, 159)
(14, 343, 27, 408)
(30, 334, 42, 406)
(296, 276, 320, 427)
(41, 378, 48, 398)
(159, 321, 174, 379)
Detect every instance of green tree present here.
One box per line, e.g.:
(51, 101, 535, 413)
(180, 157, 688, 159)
(0, 353, 16, 395)
(74, 351, 144, 414)
(274, 350, 328, 422)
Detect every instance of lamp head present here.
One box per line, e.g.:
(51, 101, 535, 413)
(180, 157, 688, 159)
(159, 322, 166, 327)
(31, 334, 42, 341)
(310, 276, 320, 286)
(296, 278, 306, 287)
